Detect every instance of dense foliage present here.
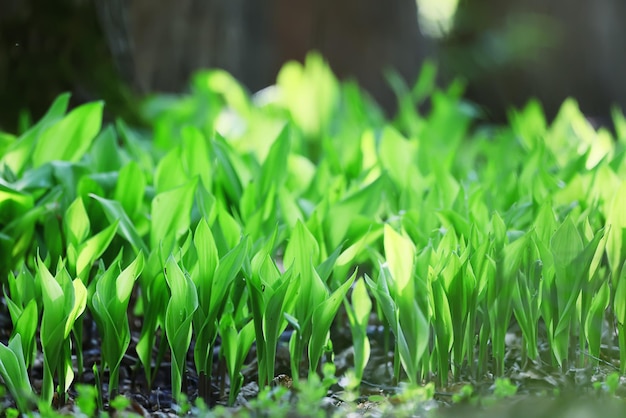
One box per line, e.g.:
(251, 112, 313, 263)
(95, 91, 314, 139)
(1, 53, 626, 416)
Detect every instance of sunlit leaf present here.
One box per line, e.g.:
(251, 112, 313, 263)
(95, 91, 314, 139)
(309, 270, 357, 373)
(33, 101, 103, 166)
(164, 256, 198, 403)
(90, 194, 148, 254)
(383, 224, 415, 296)
(1, 93, 69, 174)
(151, 178, 197, 249)
(0, 334, 35, 412)
(114, 161, 146, 220)
(64, 197, 90, 248)
(76, 221, 119, 280)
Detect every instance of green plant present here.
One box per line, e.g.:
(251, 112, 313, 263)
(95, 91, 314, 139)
(451, 384, 475, 404)
(485, 213, 515, 377)
(4, 267, 39, 368)
(164, 255, 198, 404)
(37, 255, 87, 404)
(283, 220, 349, 381)
(544, 216, 604, 368)
(135, 249, 170, 390)
(245, 241, 298, 388)
(192, 218, 248, 401)
(74, 384, 98, 417)
(593, 372, 620, 396)
(64, 197, 119, 282)
(64, 196, 119, 377)
(4, 52, 626, 415)
(367, 225, 429, 386)
(344, 278, 371, 386)
(492, 377, 518, 398)
(219, 312, 255, 405)
(0, 334, 36, 413)
(89, 252, 144, 399)
(293, 363, 338, 418)
(511, 233, 543, 364)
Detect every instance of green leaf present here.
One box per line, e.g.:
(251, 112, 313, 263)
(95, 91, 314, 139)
(606, 182, 626, 277)
(284, 219, 320, 272)
(244, 266, 268, 385)
(258, 126, 290, 201)
(212, 134, 243, 203)
(379, 126, 417, 190)
(276, 52, 339, 138)
(181, 126, 212, 191)
(553, 227, 604, 337)
(151, 178, 197, 249)
(193, 218, 219, 290)
(65, 279, 87, 338)
(613, 106, 626, 143)
(412, 60, 437, 103)
(1, 93, 69, 175)
(210, 239, 248, 314)
(263, 270, 297, 383)
(64, 197, 90, 248)
(0, 185, 34, 225)
(345, 278, 372, 381)
(76, 221, 119, 280)
(550, 216, 583, 270)
(0, 334, 35, 412)
(115, 119, 155, 176)
(38, 256, 85, 403)
(317, 243, 344, 284)
(114, 161, 146, 220)
(432, 277, 453, 344)
(384, 224, 416, 297)
(204, 69, 252, 115)
(115, 253, 144, 307)
(285, 154, 316, 195)
(33, 101, 103, 166)
(154, 147, 186, 193)
(325, 176, 387, 248)
(365, 269, 425, 384)
(38, 256, 64, 313)
(135, 250, 169, 387)
(351, 278, 372, 327)
(191, 217, 224, 373)
(89, 125, 122, 172)
(6, 299, 38, 368)
(219, 315, 255, 406)
(91, 252, 143, 396)
(193, 236, 248, 376)
(615, 261, 626, 325)
(164, 256, 198, 403)
(585, 282, 610, 363)
(510, 99, 547, 151)
(245, 248, 294, 387)
(309, 270, 357, 372)
(90, 194, 148, 254)
(214, 204, 242, 254)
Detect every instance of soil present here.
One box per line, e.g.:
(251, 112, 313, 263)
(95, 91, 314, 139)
(2, 301, 626, 416)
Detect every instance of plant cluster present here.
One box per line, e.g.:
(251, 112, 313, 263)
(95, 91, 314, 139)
(1, 53, 626, 415)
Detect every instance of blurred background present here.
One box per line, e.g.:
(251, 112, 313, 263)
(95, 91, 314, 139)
(1, 0, 625, 131)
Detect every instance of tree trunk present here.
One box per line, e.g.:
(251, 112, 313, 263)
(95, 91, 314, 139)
(128, 0, 274, 93)
(444, 0, 626, 119)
